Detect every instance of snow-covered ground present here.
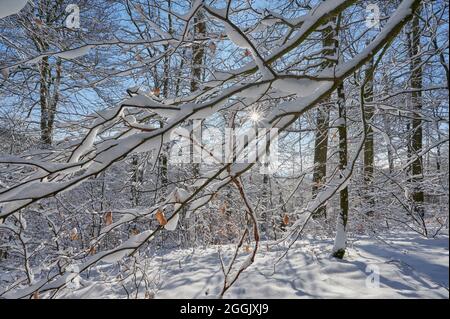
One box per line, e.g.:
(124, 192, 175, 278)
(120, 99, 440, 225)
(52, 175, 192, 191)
(59, 232, 449, 299)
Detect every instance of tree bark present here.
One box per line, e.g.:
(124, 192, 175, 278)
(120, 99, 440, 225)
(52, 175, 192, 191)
(363, 53, 375, 215)
(190, 9, 206, 177)
(311, 14, 336, 219)
(409, 10, 424, 216)
(332, 81, 349, 258)
(331, 14, 348, 258)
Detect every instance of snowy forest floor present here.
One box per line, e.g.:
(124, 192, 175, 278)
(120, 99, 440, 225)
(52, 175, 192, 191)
(58, 231, 449, 299)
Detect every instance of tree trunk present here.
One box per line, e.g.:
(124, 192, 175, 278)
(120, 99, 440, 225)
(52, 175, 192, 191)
(332, 82, 349, 258)
(331, 13, 348, 258)
(190, 9, 206, 177)
(190, 10, 205, 93)
(363, 54, 375, 215)
(39, 56, 51, 146)
(159, 0, 172, 193)
(311, 14, 335, 219)
(409, 10, 424, 216)
(35, 1, 62, 147)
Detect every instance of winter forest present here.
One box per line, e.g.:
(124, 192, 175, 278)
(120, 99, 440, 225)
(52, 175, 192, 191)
(0, 0, 448, 300)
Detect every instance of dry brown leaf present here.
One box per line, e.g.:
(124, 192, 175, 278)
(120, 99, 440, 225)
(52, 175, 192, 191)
(34, 18, 43, 28)
(331, 130, 338, 142)
(282, 214, 290, 226)
(219, 202, 227, 214)
(69, 227, 78, 241)
(88, 246, 97, 255)
(130, 227, 139, 236)
(104, 211, 113, 226)
(155, 210, 167, 226)
(244, 245, 252, 253)
(32, 291, 40, 299)
(152, 87, 161, 97)
(1, 68, 9, 80)
(208, 41, 216, 54)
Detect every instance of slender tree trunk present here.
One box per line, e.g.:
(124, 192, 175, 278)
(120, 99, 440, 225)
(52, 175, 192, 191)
(433, 108, 442, 172)
(331, 14, 348, 258)
(382, 112, 395, 174)
(333, 82, 348, 258)
(159, 0, 172, 194)
(184, 6, 206, 244)
(311, 15, 336, 219)
(409, 10, 424, 216)
(35, 1, 62, 147)
(48, 58, 62, 144)
(312, 107, 329, 218)
(363, 52, 375, 215)
(131, 155, 141, 206)
(39, 56, 51, 146)
(381, 71, 394, 174)
(190, 10, 205, 92)
(262, 138, 272, 239)
(190, 9, 205, 177)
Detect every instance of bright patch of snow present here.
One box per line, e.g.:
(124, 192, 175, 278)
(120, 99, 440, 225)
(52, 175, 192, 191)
(54, 232, 449, 298)
(164, 213, 179, 231)
(55, 45, 93, 59)
(101, 230, 153, 263)
(224, 24, 251, 49)
(272, 78, 330, 97)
